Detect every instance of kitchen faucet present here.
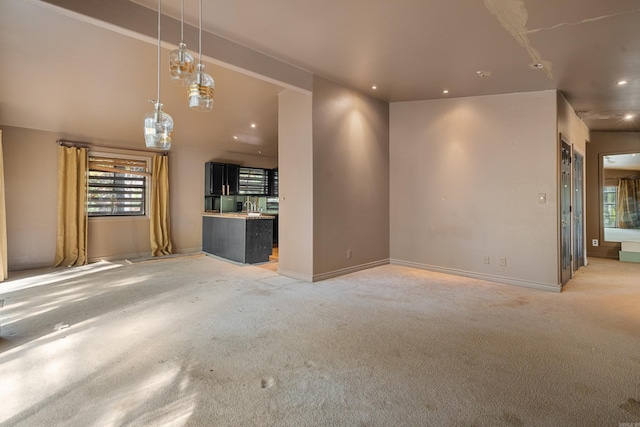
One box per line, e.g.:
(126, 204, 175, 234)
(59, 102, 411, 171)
(244, 200, 256, 212)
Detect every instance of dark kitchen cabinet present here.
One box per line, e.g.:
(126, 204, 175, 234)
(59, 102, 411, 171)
(268, 168, 278, 197)
(202, 215, 274, 264)
(205, 162, 239, 196)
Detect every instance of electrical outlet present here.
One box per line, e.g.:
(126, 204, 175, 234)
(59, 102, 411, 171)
(592, 239, 599, 247)
(483, 256, 490, 265)
(347, 249, 352, 259)
(499, 258, 507, 266)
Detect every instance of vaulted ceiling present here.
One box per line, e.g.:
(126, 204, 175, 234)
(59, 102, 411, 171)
(2, 0, 640, 156)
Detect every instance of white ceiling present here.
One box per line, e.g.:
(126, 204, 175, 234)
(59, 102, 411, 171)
(604, 153, 640, 170)
(2, 0, 640, 156)
(0, 0, 282, 158)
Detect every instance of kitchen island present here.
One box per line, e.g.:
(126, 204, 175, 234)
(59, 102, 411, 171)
(202, 213, 275, 264)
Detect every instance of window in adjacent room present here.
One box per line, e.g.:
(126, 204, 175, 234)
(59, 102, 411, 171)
(88, 153, 151, 217)
(603, 185, 617, 228)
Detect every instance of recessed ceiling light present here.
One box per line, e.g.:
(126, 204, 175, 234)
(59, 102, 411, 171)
(251, 123, 256, 128)
(476, 70, 491, 78)
(233, 135, 238, 140)
(624, 113, 634, 120)
(443, 89, 449, 94)
(617, 80, 629, 86)
(258, 150, 262, 154)
(372, 85, 377, 90)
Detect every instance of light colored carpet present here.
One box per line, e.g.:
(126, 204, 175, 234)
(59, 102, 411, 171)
(1, 256, 639, 426)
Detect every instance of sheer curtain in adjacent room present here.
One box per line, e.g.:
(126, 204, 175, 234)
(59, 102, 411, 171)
(617, 178, 640, 229)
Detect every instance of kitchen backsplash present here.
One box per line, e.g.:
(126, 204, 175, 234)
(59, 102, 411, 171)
(208, 195, 278, 213)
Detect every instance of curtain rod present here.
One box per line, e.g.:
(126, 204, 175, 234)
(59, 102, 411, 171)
(56, 139, 168, 156)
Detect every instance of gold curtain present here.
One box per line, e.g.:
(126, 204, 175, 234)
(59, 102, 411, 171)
(54, 146, 88, 266)
(0, 130, 8, 281)
(617, 178, 640, 229)
(150, 154, 173, 256)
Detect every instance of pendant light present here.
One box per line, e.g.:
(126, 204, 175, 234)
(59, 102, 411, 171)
(144, 0, 174, 150)
(169, 0, 194, 86)
(188, 0, 214, 112)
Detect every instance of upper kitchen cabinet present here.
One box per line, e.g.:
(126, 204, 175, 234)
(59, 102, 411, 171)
(238, 167, 269, 195)
(205, 162, 239, 196)
(269, 168, 278, 197)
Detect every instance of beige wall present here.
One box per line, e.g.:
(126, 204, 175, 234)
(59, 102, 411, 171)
(311, 77, 390, 280)
(604, 169, 639, 186)
(277, 89, 314, 280)
(2, 126, 57, 269)
(2, 125, 276, 270)
(586, 132, 640, 259)
(390, 91, 560, 290)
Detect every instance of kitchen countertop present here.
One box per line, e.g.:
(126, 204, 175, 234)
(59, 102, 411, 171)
(203, 212, 276, 220)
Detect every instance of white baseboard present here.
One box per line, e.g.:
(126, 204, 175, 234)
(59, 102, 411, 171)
(8, 261, 55, 271)
(174, 247, 203, 255)
(311, 259, 390, 282)
(89, 253, 140, 263)
(278, 259, 390, 283)
(277, 268, 313, 283)
(390, 259, 561, 292)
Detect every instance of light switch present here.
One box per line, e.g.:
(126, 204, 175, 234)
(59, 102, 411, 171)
(538, 193, 546, 203)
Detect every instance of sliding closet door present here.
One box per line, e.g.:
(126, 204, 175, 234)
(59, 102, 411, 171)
(560, 141, 572, 286)
(573, 152, 584, 271)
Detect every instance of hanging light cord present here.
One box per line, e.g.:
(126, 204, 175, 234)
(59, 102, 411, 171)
(180, 0, 184, 41)
(198, 0, 202, 63)
(156, 0, 161, 104)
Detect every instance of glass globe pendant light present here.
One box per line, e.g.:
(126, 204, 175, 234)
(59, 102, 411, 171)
(169, 0, 194, 85)
(144, 0, 174, 150)
(144, 103, 173, 150)
(188, 0, 215, 112)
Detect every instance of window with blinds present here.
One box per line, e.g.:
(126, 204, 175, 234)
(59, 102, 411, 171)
(88, 155, 150, 217)
(238, 167, 269, 195)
